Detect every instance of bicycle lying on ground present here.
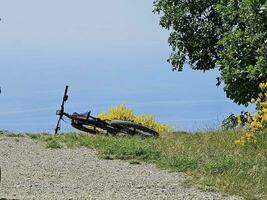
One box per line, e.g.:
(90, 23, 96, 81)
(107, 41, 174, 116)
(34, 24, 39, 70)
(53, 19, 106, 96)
(55, 86, 159, 137)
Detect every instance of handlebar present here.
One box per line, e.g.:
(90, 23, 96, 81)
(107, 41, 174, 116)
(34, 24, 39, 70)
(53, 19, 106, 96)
(55, 85, 69, 134)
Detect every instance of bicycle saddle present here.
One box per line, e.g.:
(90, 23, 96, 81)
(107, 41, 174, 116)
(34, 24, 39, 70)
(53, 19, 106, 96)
(72, 111, 91, 119)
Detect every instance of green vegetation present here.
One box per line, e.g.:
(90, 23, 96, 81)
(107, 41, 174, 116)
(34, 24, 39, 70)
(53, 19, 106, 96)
(153, 0, 267, 105)
(29, 131, 266, 199)
(97, 104, 172, 134)
(44, 137, 64, 149)
(0, 131, 24, 137)
(0, 130, 8, 134)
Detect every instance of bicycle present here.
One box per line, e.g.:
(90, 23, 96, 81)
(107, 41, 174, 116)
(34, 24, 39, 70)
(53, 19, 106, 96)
(55, 86, 159, 137)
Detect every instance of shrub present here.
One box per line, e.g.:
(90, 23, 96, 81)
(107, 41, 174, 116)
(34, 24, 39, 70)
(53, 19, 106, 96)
(222, 112, 252, 130)
(233, 82, 267, 146)
(97, 104, 172, 134)
(97, 104, 135, 121)
(46, 138, 63, 149)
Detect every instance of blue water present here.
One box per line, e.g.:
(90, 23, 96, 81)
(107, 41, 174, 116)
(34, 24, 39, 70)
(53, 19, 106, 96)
(0, 65, 252, 133)
(0, 0, 253, 133)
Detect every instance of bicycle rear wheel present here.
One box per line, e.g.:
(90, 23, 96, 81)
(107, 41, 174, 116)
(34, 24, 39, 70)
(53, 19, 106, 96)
(110, 120, 159, 138)
(71, 121, 106, 135)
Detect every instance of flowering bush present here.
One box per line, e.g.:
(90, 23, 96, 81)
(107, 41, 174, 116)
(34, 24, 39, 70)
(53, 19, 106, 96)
(97, 104, 172, 134)
(234, 82, 267, 146)
(97, 104, 135, 121)
(222, 111, 253, 130)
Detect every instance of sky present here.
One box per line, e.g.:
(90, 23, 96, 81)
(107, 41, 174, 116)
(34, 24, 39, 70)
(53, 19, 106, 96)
(0, 0, 252, 132)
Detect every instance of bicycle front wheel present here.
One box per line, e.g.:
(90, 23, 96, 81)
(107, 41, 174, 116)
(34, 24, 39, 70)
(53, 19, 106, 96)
(110, 120, 159, 138)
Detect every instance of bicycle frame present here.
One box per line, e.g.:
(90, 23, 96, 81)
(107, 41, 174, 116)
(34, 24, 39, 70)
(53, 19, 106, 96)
(55, 86, 118, 134)
(55, 86, 159, 138)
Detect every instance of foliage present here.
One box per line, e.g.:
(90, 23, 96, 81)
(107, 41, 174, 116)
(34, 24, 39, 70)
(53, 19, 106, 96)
(234, 82, 267, 146)
(98, 104, 135, 121)
(216, 0, 267, 104)
(222, 111, 252, 130)
(0, 130, 8, 134)
(153, 0, 222, 71)
(153, 0, 267, 105)
(97, 104, 172, 134)
(43, 136, 63, 149)
(34, 131, 267, 199)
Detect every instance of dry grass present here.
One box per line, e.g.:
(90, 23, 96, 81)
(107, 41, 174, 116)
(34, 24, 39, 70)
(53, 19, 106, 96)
(24, 130, 267, 199)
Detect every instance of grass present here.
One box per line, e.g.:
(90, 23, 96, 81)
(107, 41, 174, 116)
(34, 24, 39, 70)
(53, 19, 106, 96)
(0, 130, 8, 135)
(6, 130, 267, 199)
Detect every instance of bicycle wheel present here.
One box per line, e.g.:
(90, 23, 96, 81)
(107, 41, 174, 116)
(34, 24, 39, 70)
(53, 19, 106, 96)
(71, 121, 106, 135)
(110, 120, 159, 138)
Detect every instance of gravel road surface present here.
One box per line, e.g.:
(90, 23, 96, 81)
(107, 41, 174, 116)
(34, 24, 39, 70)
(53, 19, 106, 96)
(0, 136, 242, 200)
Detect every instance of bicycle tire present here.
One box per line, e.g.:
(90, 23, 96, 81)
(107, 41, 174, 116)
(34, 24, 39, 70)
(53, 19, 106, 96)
(110, 120, 159, 138)
(71, 121, 104, 135)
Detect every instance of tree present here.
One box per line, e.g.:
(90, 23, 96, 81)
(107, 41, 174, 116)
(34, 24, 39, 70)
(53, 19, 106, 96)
(153, 0, 267, 105)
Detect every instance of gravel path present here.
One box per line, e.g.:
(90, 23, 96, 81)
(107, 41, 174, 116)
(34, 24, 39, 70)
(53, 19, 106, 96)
(0, 136, 242, 200)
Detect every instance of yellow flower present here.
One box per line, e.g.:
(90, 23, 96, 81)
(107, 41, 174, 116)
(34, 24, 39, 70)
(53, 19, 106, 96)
(262, 113, 267, 122)
(97, 104, 172, 133)
(233, 82, 267, 146)
(254, 113, 261, 120)
(261, 102, 267, 108)
(259, 83, 266, 90)
(245, 132, 253, 139)
(251, 121, 262, 128)
(234, 139, 241, 145)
